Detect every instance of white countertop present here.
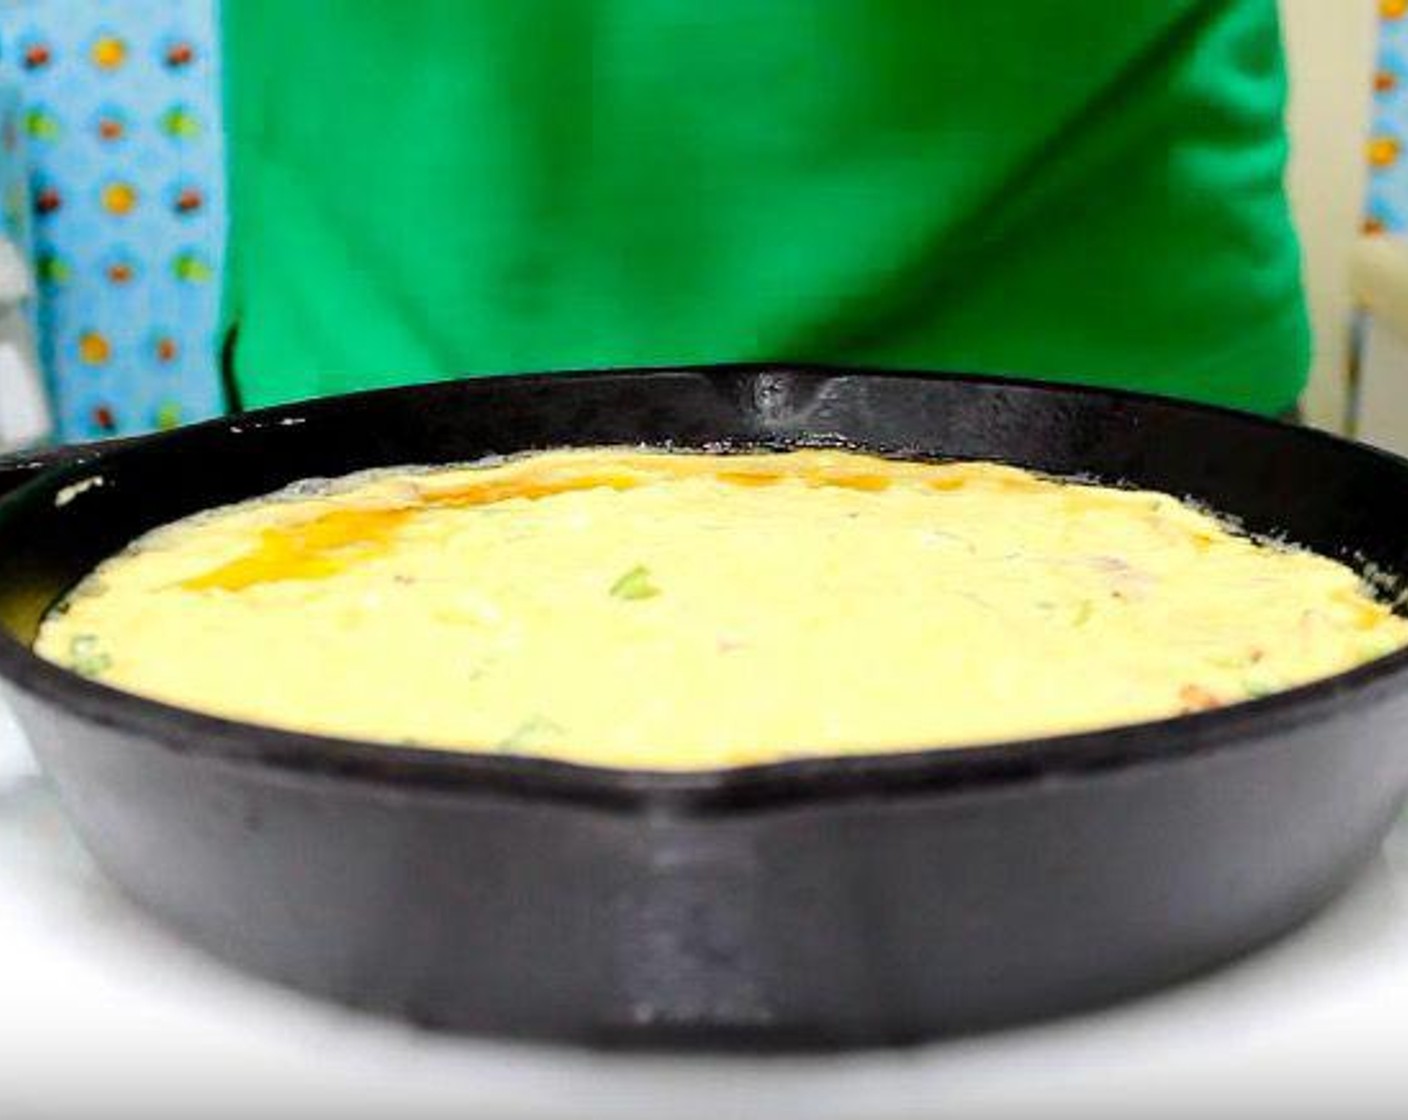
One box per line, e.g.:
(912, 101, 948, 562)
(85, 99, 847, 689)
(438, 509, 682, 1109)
(3, 700, 1408, 1120)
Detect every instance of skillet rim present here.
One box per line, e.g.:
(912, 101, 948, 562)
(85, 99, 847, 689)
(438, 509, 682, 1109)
(3, 362, 1408, 812)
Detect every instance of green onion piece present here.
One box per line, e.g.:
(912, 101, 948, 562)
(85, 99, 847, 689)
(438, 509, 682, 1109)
(68, 633, 112, 678)
(610, 564, 660, 601)
(496, 714, 565, 753)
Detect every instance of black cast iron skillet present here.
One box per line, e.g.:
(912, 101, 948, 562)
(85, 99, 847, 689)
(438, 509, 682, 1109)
(2, 364, 1408, 1050)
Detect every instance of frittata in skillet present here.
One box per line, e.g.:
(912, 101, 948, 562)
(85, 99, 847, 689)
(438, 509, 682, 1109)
(35, 449, 1408, 769)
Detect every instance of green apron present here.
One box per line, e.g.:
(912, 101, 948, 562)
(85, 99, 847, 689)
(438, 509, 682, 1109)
(221, 0, 1308, 414)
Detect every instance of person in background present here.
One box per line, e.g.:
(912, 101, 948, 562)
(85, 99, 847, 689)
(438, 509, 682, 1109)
(219, 0, 1308, 419)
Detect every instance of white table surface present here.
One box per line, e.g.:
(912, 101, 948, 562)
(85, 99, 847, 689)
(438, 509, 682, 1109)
(4, 699, 1408, 1120)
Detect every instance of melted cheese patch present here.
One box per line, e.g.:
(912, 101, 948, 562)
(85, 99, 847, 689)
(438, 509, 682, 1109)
(34, 449, 1408, 769)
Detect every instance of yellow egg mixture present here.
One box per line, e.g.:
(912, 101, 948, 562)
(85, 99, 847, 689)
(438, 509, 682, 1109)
(33, 449, 1408, 769)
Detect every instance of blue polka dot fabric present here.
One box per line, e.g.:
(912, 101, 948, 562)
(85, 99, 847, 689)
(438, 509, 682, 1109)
(0, 0, 225, 442)
(1368, 3, 1408, 235)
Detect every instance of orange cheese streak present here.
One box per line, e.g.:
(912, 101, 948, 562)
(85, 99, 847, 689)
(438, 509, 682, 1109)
(179, 452, 986, 592)
(180, 507, 417, 591)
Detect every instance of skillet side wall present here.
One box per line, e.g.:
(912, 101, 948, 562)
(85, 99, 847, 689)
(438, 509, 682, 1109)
(9, 684, 1408, 1046)
(3, 367, 1408, 1044)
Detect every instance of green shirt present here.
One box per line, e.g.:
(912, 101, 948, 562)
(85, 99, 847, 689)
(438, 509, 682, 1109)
(221, 0, 1308, 414)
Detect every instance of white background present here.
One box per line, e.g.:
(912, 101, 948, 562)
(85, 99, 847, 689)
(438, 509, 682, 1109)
(4, 698, 1408, 1120)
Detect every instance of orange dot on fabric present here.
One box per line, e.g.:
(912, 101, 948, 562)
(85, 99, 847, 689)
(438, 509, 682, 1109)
(101, 182, 138, 215)
(92, 36, 127, 70)
(1369, 136, 1401, 168)
(173, 187, 203, 215)
(1384, 0, 1408, 19)
(1377, 71, 1399, 94)
(165, 42, 196, 68)
(78, 332, 111, 365)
